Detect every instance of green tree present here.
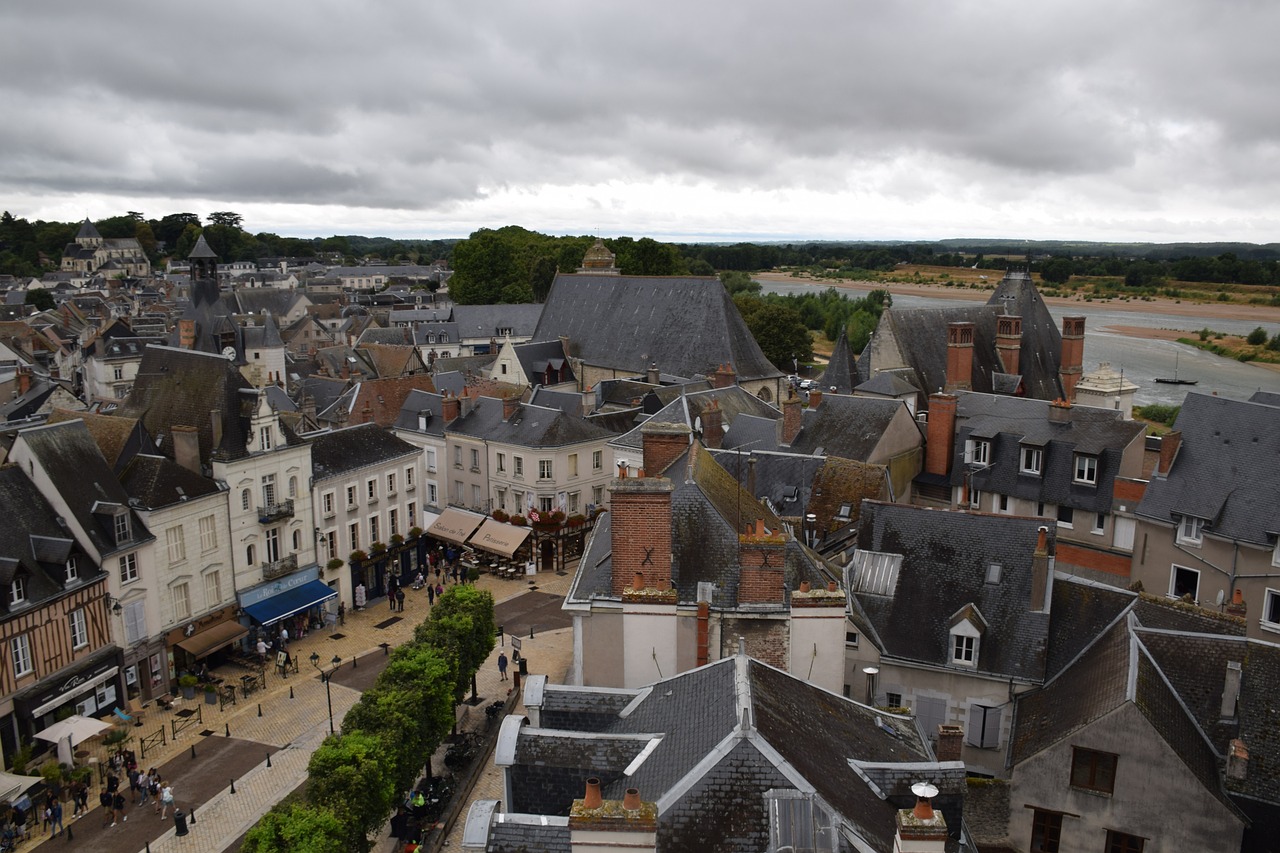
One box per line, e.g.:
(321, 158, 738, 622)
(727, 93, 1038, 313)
(734, 295, 813, 370)
(207, 211, 243, 228)
(24, 289, 54, 311)
(1040, 258, 1073, 285)
(529, 254, 558, 301)
(719, 270, 761, 296)
(449, 230, 521, 304)
(1247, 326, 1268, 346)
(415, 585, 496, 702)
(242, 803, 347, 853)
(307, 731, 397, 853)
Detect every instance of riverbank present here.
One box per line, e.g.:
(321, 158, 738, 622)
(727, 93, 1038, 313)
(754, 272, 1280, 325)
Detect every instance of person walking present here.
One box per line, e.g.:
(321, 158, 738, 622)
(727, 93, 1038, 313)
(498, 651, 509, 681)
(111, 791, 126, 826)
(99, 790, 113, 827)
(395, 587, 405, 612)
(435, 582, 444, 601)
(49, 798, 63, 837)
(159, 782, 174, 819)
(137, 770, 151, 807)
(426, 582, 435, 606)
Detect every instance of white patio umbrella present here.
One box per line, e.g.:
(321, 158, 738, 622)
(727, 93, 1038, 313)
(0, 770, 42, 802)
(34, 714, 112, 765)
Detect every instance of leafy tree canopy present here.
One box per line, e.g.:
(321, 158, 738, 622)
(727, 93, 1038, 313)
(24, 289, 54, 311)
(307, 731, 397, 853)
(242, 803, 347, 853)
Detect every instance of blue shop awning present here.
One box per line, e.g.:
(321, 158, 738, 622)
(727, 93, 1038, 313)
(243, 581, 337, 626)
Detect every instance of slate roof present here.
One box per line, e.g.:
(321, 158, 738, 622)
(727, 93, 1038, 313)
(527, 387, 584, 415)
(499, 655, 946, 853)
(534, 274, 782, 383)
(610, 385, 780, 451)
(709, 449, 826, 519)
(849, 502, 1051, 680)
(0, 466, 99, 613)
(983, 269, 1066, 401)
(451, 303, 543, 339)
(1135, 393, 1280, 547)
(950, 392, 1145, 514)
(118, 345, 258, 463)
(788, 395, 914, 461)
(1044, 576, 1135, 680)
(511, 339, 574, 386)
(1011, 614, 1239, 814)
(818, 326, 861, 393)
(1248, 389, 1280, 407)
(45, 408, 150, 473)
(392, 390, 445, 437)
(309, 423, 419, 480)
(14, 420, 152, 558)
(319, 375, 437, 428)
(855, 370, 918, 399)
(119, 454, 222, 510)
(448, 399, 613, 449)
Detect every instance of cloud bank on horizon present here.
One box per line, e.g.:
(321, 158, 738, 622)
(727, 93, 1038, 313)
(3, 0, 1278, 243)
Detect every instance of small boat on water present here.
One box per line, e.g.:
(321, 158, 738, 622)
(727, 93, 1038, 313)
(1154, 351, 1198, 385)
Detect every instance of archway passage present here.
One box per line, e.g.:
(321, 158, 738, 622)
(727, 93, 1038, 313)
(540, 540, 556, 574)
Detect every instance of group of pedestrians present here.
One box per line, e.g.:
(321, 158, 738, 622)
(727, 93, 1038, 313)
(100, 764, 175, 827)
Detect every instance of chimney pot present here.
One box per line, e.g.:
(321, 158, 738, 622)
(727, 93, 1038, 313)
(633, 571, 645, 590)
(623, 788, 642, 811)
(583, 777, 602, 810)
(798, 580, 811, 593)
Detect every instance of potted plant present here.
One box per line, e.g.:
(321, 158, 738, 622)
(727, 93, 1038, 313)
(491, 509, 509, 523)
(510, 514, 527, 526)
(408, 525, 423, 539)
(370, 541, 387, 555)
(103, 727, 132, 750)
(326, 557, 344, 571)
(203, 683, 219, 705)
(390, 533, 404, 547)
(178, 674, 198, 700)
(349, 549, 368, 564)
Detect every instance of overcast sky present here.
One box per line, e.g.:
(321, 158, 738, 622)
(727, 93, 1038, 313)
(3, 1, 1278, 243)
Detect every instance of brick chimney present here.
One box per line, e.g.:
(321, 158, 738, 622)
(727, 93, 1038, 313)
(1157, 430, 1182, 476)
(808, 388, 822, 408)
(945, 322, 974, 391)
(1030, 526, 1050, 612)
(738, 520, 786, 604)
(781, 390, 802, 445)
(502, 394, 520, 421)
(996, 315, 1022, 375)
(610, 477, 674, 597)
(441, 392, 461, 424)
(1059, 316, 1086, 402)
(16, 366, 31, 396)
(924, 393, 958, 477)
(178, 318, 196, 349)
(1227, 738, 1249, 785)
(936, 725, 964, 762)
(172, 425, 201, 474)
(569, 780, 657, 853)
(701, 398, 723, 449)
(696, 600, 710, 667)
(1048, 398, 1071, 424)
(641, 421, 691, 476)
(1226, 587, 1247, 619)
(712, 362, 736, 389)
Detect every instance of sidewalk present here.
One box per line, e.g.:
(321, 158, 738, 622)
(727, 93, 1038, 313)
(18, 564, 577, 853)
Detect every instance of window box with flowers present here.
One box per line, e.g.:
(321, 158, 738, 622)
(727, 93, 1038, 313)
(510, 515, 527, 527)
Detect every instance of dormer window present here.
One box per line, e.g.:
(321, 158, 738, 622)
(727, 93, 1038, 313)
(114, 512, 132, 545)
(259, 425, 273, 451)
(966, 439, 990, 466)
(8, 578, 26, 606)
(948, 605, 986, 668)
(1020, 446, 1042, 475)
(65, 556, 78, 583)
(1073, 453, 1098, 485)
(1178, 515, 1204, 546)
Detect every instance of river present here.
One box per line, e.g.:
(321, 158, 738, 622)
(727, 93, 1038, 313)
(760, 280, 1280, 407)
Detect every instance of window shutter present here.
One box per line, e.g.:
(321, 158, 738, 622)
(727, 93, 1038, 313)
(123, 601, 146, 645)
(982, 705, 1002, 748)
(965, 704, 1002, 748)
(965, 703, 982, 747)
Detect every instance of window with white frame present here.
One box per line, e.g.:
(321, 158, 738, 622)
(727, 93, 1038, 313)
(241, 489, 251, 512)
(426, 449, 436, 473)
(407, 502, 415, 524)
(370, 515, 380, 544)
(513, 456, 524, 478)
(1020, 445, 1042, 475)
(951, 622, 980, 666)
(592, 485, 604, 506)
(349, 522, 359, 550)
(539, 459, 553, 480)
(367, 479, 377, 501)
(292, 529, 301, 551)
(199, 515, 217, 551)
(539, 495, 554, 512)
(1263, 589, 1280, 631)
(472, 484, 483, 507)
(453, 447, 462, 468)
(65, 556, 78, 583)
(8, 578, 26, 606)
(592, 450, 603, 471)
(496, 452, 506, 473)
(1170, 564, 1200, 601)
(288, 476, 297, 498)
(470, 448, 480, 470)
(1178, 515, 1204, 546)
(322, 492, 335, 516)
(204, 570, 221, 607)
(119, 552, 138, 583)
(969, 488, 981, 510)
(1073, 453, 1098, 485)
(387, 472, 396, 494)
(568, 454, 578, 478)
(122, 600, 146, 645)
(568, 492, 580, 514)
(265, 527, 280, 563)
(166, 527, 186, 563)
(496, 488, 506, 511)
(10, 635, 32, 677)
(1057, 505, 1074, 528)
(114, 512, 131, 544)
(389, 508, 399, 537)
(405, 467, 414, 489)
(1093, 512, 1107, 534)
(427, 483, 438, 505)
(172, 582, 191, 621)
(967, 439, 990, 465)
(259, 425, 273, 451)
(347, 485, 357, 508)
(262, 473, 277, 507)
(998, 494, 1010, 513)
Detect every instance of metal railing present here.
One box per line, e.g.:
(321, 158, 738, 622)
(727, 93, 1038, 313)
(261, 553, 298, 580)
(257, 499, 295, 523)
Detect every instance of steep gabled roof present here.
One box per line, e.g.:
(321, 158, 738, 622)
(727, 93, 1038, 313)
(851, 502, 1051, 680)
(534, 274, 781, 382)
(119, 454, 222, 510)
(309, 423, 419, 480)
(1135, 393, 1280, 546)
(789, 395, 915, 460)
(46, 408, 151, 473)
(818, 326, 861, 393)
(0, 466, 100, 610)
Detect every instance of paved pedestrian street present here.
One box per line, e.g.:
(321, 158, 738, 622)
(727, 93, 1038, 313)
(16, 565, 578, 853)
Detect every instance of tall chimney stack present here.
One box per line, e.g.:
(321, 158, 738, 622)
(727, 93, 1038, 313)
(1059, 316, 1086, 402)
(701, 398, 724, 449)
(996, 315, 1022, 375)
(924, 392, 958, 477)
(945, 322, 975, 391)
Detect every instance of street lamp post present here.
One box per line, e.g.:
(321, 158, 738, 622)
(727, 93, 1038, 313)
(310, 652, 343, 734)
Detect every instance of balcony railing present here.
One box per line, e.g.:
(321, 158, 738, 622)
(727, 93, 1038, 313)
(257, 499, 294, 524)
(261, 554, 298, 580)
